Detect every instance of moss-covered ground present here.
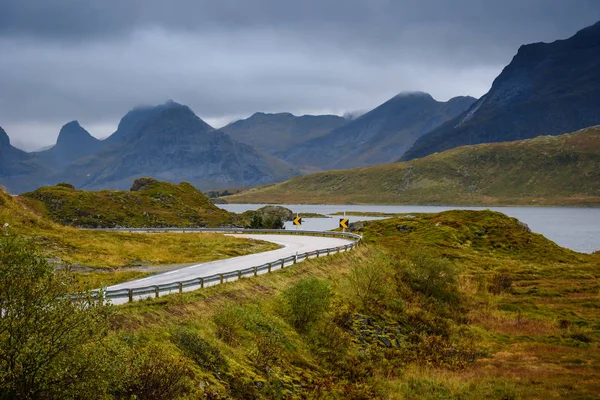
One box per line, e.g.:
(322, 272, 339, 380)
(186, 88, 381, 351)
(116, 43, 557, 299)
(103, 210, 600, 399)
(0, 188, 278, 271)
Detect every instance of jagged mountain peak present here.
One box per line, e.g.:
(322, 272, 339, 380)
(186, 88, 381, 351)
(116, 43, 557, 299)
(56, 120, 97, 146)
(0, 126, 10, 148)
(402, 20, 600, 161)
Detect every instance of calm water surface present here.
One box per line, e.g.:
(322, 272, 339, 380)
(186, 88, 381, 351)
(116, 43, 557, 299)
(219, 204, 600, 254)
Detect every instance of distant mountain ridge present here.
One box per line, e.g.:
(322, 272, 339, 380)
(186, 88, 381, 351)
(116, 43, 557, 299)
(402, 20, 600, 160)
(221, 112, 347, 164)
(284, 92, 476, 170)
(0, 102, 299, 193)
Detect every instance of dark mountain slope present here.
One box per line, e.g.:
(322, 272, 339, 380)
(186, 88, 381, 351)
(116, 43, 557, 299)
(36, 121, 101, 167)
(284, 92, 476, 170)
(62, 103, 299, 191)
(0, 127, 52, 193)
(403, 21, 600, 161)
(221, 112, 347, 160)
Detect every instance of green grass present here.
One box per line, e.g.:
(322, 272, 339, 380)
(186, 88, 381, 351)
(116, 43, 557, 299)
(227, 126, 600, 206)
(20, 178, 238, 228)
(0, 188, 278, 269)
(102, 210, 600, 398)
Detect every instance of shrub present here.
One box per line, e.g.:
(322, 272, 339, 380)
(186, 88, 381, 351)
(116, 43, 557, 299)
(213, 306, 245, 346)
(282, 278, 331, 332)
(397, 251, 458, 301)
(56, 182, 75, 189)
(488, 273, 513, 295)
(0, 231, 111, 399)
(113, 344, 194, 399)
(171, 327, 228, 374)
(343, 256, 392, 313)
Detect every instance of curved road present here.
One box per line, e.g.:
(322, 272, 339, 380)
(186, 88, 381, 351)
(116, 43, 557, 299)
(107, 234, 353, 296)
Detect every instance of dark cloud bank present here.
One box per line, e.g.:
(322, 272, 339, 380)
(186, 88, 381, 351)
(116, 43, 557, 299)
(1, 0, 599, 149)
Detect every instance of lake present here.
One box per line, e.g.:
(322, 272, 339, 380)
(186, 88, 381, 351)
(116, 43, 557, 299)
(219, 204, 600, 254)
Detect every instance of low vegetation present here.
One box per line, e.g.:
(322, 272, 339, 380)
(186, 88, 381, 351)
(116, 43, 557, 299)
(3, 209, 596, 398)
(226, 126, 600, 206)
(20, 178, 238, 228)
(0, 187, 278, 274)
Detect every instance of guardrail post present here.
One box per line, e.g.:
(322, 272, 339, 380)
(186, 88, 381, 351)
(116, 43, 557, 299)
(154, 286, 159, 298)
(254, 267, 258, 276)
(268, 263, 272, 273)
(238, 270, 242, 280)
(219, 274, 224, 284)
(178, 282, 183, 294)
(316, 250, 320, 258)
(294, 254, 297, 264)
(200, 278, 204, 289)
(128, 289, 133, 303)
(327, 249, 330, 256)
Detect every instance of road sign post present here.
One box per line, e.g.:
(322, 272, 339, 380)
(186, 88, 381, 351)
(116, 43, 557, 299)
(293, 215, 302, 229)
(339, 216, 349, 232)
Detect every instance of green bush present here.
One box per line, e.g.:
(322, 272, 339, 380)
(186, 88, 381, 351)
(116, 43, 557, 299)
(0, 231, 111, 399)
(488, 273, 513, 295)
(397, 251, 458, 301)
(343, 256, 392, 313)
(112, 343, 194, 399)
(171, 327, 228, 374)
(282, 278, 331, 332)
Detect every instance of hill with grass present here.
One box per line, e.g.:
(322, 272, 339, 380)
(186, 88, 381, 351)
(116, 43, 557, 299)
(0, 183, 277, 275)
(226, 126, 600, 206)
(44, 209, 598, 399)
(403, 21, 600, 161)
(21, 178, 239, 228)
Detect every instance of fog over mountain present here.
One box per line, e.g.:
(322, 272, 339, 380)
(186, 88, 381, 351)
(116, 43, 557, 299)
(1, 0, 599, 147)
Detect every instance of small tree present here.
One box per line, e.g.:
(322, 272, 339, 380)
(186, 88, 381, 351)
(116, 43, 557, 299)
(249, 214, 264, 229)
(282, 278, 331, 332)
(0, 230, 111, 399)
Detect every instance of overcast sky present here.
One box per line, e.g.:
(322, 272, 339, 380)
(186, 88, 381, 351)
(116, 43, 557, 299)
(1, 0, 599, 150)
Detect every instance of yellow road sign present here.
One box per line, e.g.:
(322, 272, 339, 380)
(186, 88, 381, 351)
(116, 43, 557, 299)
(293, 216, 302, 226)
(339, 218, 349, 229)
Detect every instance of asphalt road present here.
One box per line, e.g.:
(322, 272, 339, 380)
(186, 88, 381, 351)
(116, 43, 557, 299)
(106, 234, 353, 297)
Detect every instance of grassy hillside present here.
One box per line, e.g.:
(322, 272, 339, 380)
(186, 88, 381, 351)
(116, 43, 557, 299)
(96, 210, 600, 398)
(226, 126, 600, 206)
(20, 178, 239, 228)
(0, 187, 277, 275)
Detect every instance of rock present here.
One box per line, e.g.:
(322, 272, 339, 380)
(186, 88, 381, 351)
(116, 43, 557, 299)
(517, 221, 532, 232)
(130, 177, 159, 192)
(210, 197, 228, 204)
(348, 221, 364, 232)
(401, 215, 416, 219)
(379, 337, 392, 348)
(396, 224, 414, 232)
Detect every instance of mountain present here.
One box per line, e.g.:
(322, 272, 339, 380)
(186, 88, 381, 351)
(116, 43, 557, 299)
(0, 126, 51, 193)
(56, 102, 300, 191)
(221, 112, 347, 163)
(284, 92, 476, 170)
(225, 125, 600, 206)
(403, 21, 600, 161)
(36, 121, 101, 167)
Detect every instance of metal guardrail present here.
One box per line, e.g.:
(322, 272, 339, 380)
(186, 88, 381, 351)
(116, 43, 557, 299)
(92, 229, 362, 303)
